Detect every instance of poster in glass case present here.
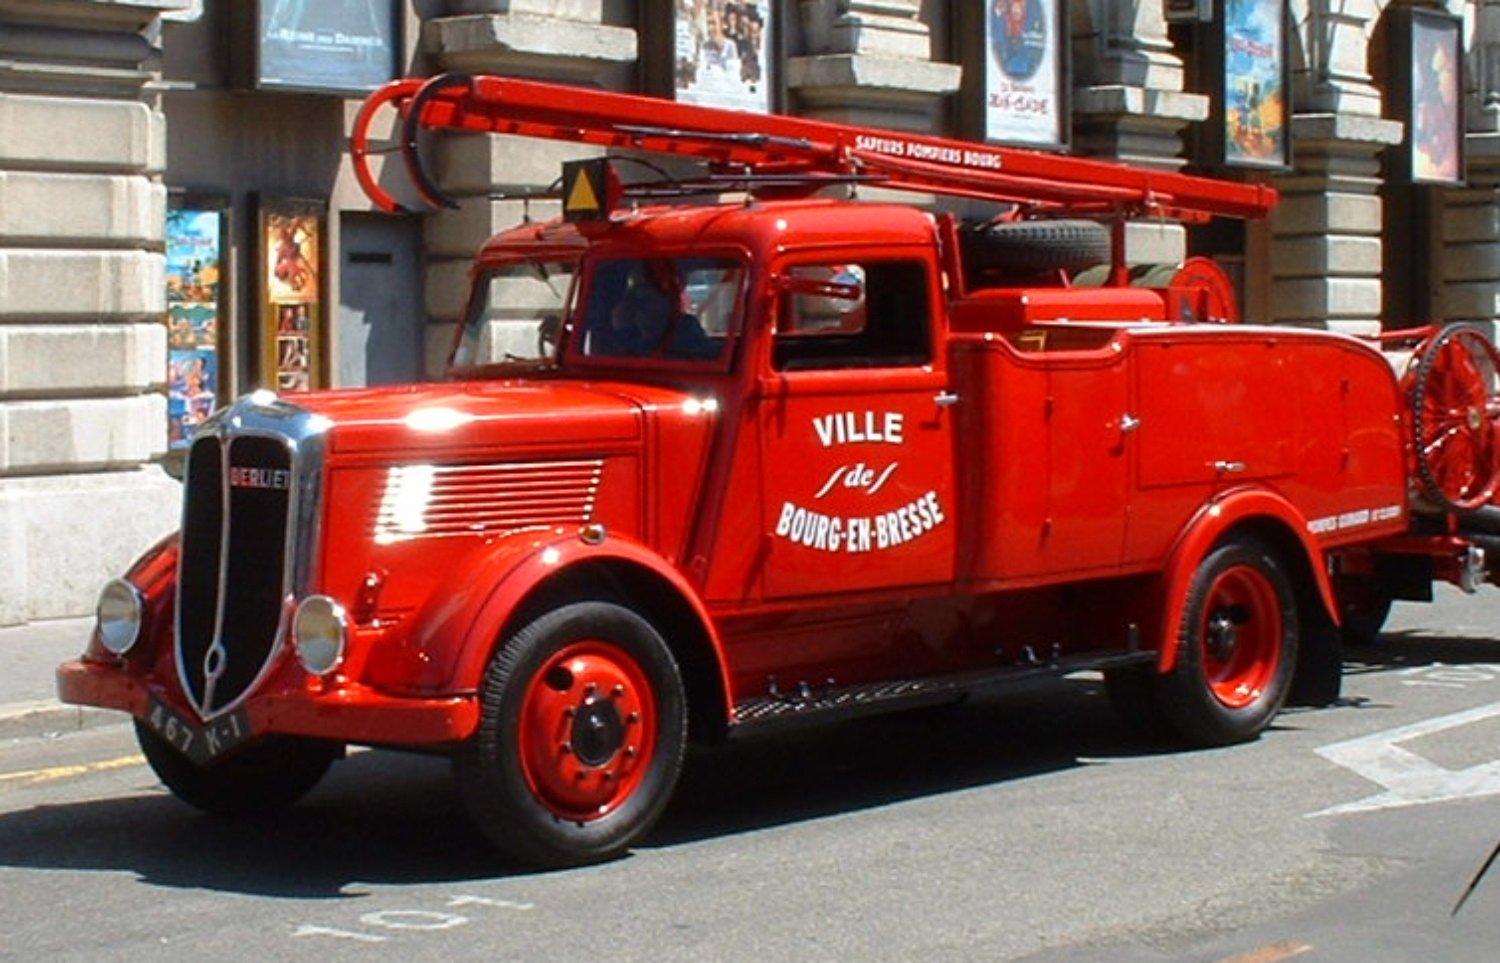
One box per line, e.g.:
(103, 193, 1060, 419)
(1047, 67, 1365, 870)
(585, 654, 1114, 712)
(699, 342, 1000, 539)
(258, 199, 325, 393)
(984, 0, 1066, 148)
(1221, 0, 1288, 168)
(673, 1, 773, 113)
(166, 206, 225, 450)
(1399, 8, 1464, 185)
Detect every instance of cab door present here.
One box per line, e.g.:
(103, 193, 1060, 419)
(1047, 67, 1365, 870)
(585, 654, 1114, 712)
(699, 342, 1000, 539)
(757, 256, 957, 598)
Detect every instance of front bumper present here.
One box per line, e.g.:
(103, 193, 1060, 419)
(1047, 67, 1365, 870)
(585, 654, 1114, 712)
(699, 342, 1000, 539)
(57, 659, 480, 748)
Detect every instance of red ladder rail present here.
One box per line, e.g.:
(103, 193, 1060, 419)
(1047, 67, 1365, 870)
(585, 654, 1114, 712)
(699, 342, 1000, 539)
(352, 73, 1277, 221)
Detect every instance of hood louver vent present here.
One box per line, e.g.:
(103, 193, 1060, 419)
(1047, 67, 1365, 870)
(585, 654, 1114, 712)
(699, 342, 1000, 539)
(373, 460, 604, 543)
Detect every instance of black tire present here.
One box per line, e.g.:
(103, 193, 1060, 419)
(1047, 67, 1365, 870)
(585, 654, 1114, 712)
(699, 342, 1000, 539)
(1103, 664, 1173, 740)
(1156, 537, 1298, 747)
(455, 601, 687, 868)
(135, 722, 341, 817)
(1334, 577, 1392, 647)
(961, 219, 1112, 277)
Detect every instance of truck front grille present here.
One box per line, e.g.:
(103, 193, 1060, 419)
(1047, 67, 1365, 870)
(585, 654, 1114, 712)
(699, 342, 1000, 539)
(176, 395, 326, 720)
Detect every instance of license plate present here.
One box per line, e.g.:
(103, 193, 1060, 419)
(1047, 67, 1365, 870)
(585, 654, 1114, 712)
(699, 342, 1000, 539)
(144, 695, 253, 765)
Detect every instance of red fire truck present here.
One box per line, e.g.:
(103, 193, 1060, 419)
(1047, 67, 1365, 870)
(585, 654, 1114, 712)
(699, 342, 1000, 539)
(58, 74, 1500, 867)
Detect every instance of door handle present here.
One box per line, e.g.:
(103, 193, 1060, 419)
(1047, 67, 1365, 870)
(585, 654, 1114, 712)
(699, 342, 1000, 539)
(935, 391, 960, 408)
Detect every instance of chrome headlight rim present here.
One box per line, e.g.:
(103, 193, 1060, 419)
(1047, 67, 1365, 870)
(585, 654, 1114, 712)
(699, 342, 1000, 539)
(292, 595, 347, 676)
(96, 579, 144, 656)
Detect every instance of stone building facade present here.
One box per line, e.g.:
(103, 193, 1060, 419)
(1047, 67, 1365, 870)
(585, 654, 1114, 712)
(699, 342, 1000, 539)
(2, 0, 1499, 624)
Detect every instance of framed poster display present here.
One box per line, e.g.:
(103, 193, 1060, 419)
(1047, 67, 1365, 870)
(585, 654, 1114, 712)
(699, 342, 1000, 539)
(1386, 7, 1464, 185)
(257, 198, 327, 394)
(1193, 0, 1289, 170)
(668, 1, 775, 113)
(166, 199, 228, 450)
(956, 1, 1069, 149)
(240, 0, 400, 95)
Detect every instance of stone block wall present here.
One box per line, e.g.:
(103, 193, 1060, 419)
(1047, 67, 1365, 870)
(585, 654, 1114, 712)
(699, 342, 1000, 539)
(0, 0, 186, 625)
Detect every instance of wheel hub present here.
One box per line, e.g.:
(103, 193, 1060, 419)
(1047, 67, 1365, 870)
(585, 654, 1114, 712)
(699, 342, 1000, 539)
(518, 642, 655, 822)
(1206, 611, 1237, 662)
(571, 696, 625, 767)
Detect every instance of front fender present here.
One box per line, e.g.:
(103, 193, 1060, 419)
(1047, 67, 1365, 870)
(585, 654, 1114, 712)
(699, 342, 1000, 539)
(1157, 488, 1338, 672)
(369, 528, 732, 711)
(87, 532, 180, 664)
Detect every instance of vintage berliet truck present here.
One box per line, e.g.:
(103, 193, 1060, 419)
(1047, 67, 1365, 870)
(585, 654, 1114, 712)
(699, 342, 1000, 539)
(59, 74, 1500, 867)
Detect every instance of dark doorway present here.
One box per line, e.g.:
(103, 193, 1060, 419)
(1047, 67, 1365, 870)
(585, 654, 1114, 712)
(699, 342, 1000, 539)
(338, 213, 424, 386)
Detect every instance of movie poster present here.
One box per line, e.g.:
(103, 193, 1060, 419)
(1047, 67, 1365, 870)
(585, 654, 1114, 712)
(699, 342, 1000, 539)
(257, 0, 397, 94)
(1409, 11, 1462, 184)
(166, 208, 223, 450)
(260, 204, 324, 393)
(1223, 0, 1287, 168)
(984, 0, 1064, 147)
(674, 0, 772, 113)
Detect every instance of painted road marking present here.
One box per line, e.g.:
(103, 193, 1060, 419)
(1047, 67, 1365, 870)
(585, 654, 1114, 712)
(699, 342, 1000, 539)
(296, 894, 533, 943)
(0, 754, 143, 790)
(1311, 699, 1500, 817)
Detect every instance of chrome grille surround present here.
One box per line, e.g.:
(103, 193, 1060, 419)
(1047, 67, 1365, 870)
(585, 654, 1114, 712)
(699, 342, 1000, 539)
(175, 392, 329, 721)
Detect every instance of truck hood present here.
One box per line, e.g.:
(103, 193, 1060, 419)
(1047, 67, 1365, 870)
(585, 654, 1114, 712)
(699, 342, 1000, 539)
(280, 379, 680, 457)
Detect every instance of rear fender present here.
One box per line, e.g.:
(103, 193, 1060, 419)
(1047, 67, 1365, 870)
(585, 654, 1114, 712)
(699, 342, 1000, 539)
(1157, 489, 1338, 673)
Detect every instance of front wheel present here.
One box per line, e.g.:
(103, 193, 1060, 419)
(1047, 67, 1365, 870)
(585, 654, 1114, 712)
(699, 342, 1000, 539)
(456, 601, 687, 868)
(1156, 537, 1298, 746)
(135, 723, 342, 817)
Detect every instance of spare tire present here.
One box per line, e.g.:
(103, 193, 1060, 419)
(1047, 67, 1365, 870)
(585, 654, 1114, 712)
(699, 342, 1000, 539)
(961, 219, 1112, 278)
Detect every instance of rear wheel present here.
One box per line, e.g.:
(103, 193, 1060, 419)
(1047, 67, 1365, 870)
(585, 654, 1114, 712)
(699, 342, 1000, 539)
(135, 723, 341, 816)
(1157, 537, 1298, 746)
(1334, 576, 1392, 647)
(456, 601, 686, 868)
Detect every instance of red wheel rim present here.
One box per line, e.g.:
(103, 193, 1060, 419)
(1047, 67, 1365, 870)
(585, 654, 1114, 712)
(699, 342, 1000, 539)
(1414, 328, 1500, 511)
(1198, 565, 1282, 710)
(517, 641, 657, 823)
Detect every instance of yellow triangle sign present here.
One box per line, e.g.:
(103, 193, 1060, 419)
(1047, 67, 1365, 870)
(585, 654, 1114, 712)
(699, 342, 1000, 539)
(565, 168, 601, 214)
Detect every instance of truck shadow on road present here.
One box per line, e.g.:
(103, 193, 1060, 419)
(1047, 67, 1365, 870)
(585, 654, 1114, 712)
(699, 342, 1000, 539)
(7, 633, 1485, 896)
(0, 677, 1182, 895)
(1338, 630, 1500, 682)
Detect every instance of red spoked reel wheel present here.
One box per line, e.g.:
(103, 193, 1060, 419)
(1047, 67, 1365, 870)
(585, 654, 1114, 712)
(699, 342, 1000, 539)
(1410, 325, 1500, 512)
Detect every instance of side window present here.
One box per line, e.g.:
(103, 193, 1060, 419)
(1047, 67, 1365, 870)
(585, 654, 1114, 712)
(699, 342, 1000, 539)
(774, 260, 932, 371)
(579, 256, 739, 362)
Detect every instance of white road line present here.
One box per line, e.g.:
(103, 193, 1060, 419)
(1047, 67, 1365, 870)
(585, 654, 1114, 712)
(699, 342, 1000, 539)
(1310, 699, 1500, 817)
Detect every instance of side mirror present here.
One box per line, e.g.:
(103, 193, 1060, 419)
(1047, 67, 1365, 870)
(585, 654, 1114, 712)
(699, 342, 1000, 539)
(773, 273, 863, 302)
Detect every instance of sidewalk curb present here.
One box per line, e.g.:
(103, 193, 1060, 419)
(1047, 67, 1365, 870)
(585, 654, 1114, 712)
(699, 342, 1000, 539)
(0, 700, 125, 741)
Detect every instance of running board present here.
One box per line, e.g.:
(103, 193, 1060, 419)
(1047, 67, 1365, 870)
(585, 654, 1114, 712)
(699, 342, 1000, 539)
(730, 650, 1156, 734)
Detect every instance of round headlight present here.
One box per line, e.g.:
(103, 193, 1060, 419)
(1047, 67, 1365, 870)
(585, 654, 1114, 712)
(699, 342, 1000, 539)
(293, 595, 347, 676)
(96, 579, 143, 656)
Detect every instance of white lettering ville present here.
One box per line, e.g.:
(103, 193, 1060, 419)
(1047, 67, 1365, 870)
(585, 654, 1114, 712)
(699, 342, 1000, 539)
(813, 411, 904, 448)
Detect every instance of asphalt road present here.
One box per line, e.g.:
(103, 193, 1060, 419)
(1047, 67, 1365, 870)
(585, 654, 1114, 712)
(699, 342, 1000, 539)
(3, 589, 1500, 962)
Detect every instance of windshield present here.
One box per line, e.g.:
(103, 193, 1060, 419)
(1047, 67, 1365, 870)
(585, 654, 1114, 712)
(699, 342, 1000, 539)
(452, 258, 579, 369)
(578, 256, 743, 363)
